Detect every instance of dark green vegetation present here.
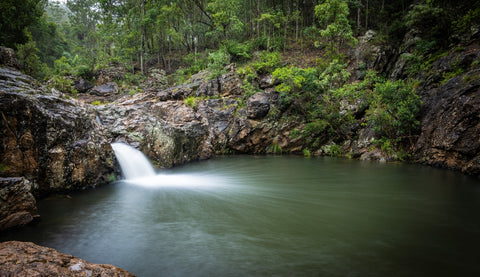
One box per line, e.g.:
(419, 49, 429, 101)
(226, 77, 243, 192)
(1, 0, 479, 159)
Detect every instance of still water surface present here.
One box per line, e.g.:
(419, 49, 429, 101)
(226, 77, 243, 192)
(4, 156, 480, 276)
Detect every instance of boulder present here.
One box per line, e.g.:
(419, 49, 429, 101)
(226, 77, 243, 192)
(0, 46, 19, 69)
(73, 78, 94, 93)
(247, 93, 270, 119)
(0, 177, 38, 231)
(90, 82, 118, 96)
(0, 68, 116, 194)
(0, 241, 135, 276)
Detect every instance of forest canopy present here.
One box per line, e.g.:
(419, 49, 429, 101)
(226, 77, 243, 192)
(0, 0, 478, 80)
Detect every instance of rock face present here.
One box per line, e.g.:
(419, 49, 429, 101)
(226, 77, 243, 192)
(414, 44, 480, 174)
(0, 68, 116, 195)
(0, 177, 38, 231)
(0, 46, 19, 69)
(0, 241, 135, 277)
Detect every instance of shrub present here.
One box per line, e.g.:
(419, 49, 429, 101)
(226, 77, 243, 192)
(366, 79, 422, 142)
(252, 51, 282, 74)
(184, 96, 200, 110)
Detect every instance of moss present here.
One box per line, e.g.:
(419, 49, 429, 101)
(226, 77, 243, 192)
(0, 163, 8, 173)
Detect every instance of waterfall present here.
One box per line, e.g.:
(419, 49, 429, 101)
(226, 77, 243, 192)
(111, 142, 156, 180)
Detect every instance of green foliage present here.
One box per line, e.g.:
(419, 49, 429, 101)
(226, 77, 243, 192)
(224, 40, 252, 62)
(290, 129, 301, 139)
(453, 7, 480, 33)
(302, 149, 311, 157)
(208, 47, 231, 78)
(0, 163, 8, 173)
(16, 40, 50, 80)
(47, 75, 77, 96)
(366, 80, 422, 141)
(267, 143, 283, 154)
(323, 143, 344, 157)
(318, 59, 351, 91)
(0, 0, 45, 48)
(314, 0, 357, 57)
(184, 96, 200, 110)
(252, 51, 282, 74)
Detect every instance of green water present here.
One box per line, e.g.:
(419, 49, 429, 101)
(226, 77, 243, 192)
(4, 156, 480, 276)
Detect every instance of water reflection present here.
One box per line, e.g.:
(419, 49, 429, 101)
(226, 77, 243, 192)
(2, 156, 480, 276)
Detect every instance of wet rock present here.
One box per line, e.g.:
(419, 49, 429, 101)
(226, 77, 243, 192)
(73, 78, 94, 93)
(414, 67, 480, 174)
(0, 68, 116, 194)
(0, 46, 19, 69)
(247, 93, 270, 119)
(0, 241, 135, 276)
(0, 177, 38, 231)
(90, 82, 118, 96)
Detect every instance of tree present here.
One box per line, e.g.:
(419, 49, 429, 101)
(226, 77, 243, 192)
(0, 0, 46, 48)
(315, 0, 357, 57)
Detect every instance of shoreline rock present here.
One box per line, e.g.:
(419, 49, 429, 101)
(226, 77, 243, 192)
(0, 241, 136, 276)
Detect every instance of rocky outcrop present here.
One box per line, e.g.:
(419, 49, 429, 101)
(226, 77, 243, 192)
(0, 68, 116, 195)
(0, 177, 38, 231)
(414, 43, 480, 174)
(0, 47, 19, 69)
(0, 241, 135, 276)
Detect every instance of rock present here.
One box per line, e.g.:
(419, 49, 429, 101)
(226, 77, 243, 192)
(247, 93, 270, 119)
(144, 68, 168, 91)
(73, 78, 94, 93)
(414, 67, 480, 175)
(259, 74, 274, 89)
(90, 82, 118, 96)
(0, 68, 116, 194)
(0, 177, 38, 231)
(0, 241, 135, 276)
(0, 46, 19, 69)
(94, 63, 126, 84)
(219, 70, 244, 97)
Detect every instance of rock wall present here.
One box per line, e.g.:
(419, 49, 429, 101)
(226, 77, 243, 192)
(413, 43, 480, 174)
(0, 177, 38, 231)
(0, 241, 135, 276)
(0, 67, 116, 196)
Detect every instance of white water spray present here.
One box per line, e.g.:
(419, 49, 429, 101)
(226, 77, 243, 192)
(111, 142, 156, 180)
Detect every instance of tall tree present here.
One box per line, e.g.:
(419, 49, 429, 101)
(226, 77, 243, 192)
(0, 0, 46, 48)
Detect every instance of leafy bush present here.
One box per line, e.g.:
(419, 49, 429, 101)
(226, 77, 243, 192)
(224, 40, 252, 62)
(366, 80, 422, 142)
(208, 47, 231, 78)
(184, 96, 200, 110)
(252, 51, 282, 74)
(16, 40, 50, 80)
(47, 75, 77, 95)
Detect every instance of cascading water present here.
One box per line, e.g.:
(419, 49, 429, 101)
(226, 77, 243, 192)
(111, 142, 156, 179)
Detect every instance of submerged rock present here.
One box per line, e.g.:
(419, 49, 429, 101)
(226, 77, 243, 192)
(0, 177, 38, 231)
(0, 241, 135, 276)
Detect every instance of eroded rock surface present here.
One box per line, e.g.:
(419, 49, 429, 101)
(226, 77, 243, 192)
(0, 177, 38, 231)
(0, 241, 135, 277)
(0, 69, 116, 195)
(414, 45, 480, 174)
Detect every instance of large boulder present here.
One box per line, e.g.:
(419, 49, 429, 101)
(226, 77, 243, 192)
(0, 241, 135, 276)
(0, 177, 38, 231)
(247, 93, 270, 119)
(0, 68, 116, 194)
(0, 46, 19, 69)
(90, 82, 118, 96)
(73, 78, 94, 93)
